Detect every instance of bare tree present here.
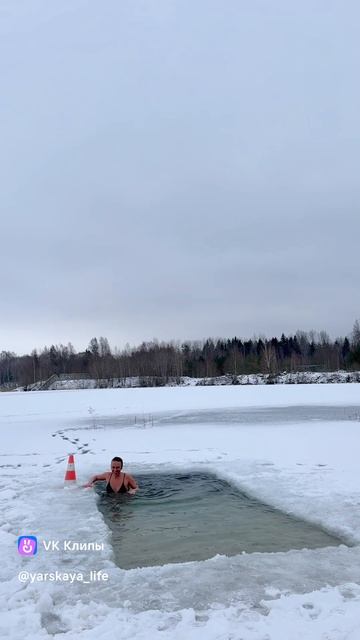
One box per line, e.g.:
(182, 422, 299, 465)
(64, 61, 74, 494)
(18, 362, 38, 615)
(351, 319, 360, 348)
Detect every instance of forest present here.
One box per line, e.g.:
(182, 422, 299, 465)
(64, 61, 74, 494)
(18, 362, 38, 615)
(1, 321, 360, 388)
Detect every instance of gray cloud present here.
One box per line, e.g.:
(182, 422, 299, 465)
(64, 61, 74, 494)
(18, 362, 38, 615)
(1, 1, 359, 353)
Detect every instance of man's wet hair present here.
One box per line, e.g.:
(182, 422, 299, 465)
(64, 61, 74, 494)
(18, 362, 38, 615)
(111, 456, 123, 468)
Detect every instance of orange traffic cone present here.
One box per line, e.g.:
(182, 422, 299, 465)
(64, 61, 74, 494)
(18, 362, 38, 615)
(64, 454, 77, 484)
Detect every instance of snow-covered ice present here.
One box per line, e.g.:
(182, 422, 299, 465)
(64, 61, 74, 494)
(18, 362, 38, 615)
(1, 384, 360, 639)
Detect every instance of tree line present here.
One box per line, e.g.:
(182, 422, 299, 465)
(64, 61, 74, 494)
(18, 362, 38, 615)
(1, 322, 360, 389)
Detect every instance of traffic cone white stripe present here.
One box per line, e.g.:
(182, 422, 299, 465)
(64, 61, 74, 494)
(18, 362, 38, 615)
(64, 454, 77, 483)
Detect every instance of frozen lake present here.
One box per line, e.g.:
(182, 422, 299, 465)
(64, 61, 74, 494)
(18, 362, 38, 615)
(1, 385, 360, 639)
(76, 403, 360, 431)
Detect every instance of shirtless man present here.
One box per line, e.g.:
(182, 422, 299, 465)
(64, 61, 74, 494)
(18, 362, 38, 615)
(84, 456, 138, 494)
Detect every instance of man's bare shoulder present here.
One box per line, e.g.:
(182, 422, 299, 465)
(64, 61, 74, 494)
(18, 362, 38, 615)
(97, 471, 111, 480)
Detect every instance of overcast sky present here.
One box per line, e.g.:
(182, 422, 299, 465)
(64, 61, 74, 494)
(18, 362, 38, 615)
(1, 0, 359, 355)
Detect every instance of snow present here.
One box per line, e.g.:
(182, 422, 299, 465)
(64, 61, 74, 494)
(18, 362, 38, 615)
(19, 369, 360, 391)
(1, 384, 360, 639)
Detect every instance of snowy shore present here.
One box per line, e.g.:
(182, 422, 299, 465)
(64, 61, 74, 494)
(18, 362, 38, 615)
(17, 368, 360, 392)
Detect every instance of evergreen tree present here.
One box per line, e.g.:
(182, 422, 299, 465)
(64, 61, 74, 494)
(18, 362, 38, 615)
(342, 337, 350, 360)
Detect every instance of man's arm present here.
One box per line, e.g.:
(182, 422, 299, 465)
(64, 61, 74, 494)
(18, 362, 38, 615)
(83, 472, 109, 488)
(125, 474, 138, 493)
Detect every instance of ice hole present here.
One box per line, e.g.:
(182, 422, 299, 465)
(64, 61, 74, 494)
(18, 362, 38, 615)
(96, 472, 344, 569)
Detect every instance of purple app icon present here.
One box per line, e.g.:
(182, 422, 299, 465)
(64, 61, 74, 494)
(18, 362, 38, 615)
(18, 536, 38, 556)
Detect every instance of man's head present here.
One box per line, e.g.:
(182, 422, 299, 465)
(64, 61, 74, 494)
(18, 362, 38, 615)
(111, 457, 123, 475)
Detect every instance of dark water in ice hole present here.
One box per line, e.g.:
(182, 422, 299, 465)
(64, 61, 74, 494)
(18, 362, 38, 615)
(96, 473, 343, 569)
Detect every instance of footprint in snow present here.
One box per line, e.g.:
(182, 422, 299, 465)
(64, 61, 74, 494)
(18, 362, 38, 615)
(302, 602, 320, 619)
